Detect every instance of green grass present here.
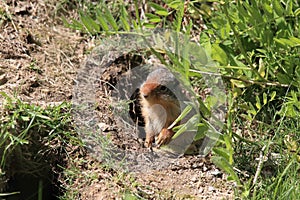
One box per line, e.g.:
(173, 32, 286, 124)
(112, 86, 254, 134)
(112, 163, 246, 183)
(0, 92, 81, 198)
(0, 0, 299, 199)
(61, 0, 300, 198)
(233, 115, 300, 199)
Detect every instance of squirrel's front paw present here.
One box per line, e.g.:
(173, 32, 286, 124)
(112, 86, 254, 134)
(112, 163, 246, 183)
(156, 128, 174, 148)
(144, 135, 155, 148)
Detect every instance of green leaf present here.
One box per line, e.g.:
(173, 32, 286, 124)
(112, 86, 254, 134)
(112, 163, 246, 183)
(156, 10, 169, 16)
(194, 123, 208, 141)
(20, 116, 30, 121)
(230, 80, 247, 88)
(149, 2, 168, 13)
(168, 104, 192, 129)
(261, 2, 273, 18)
(80, 12, 99, 34)
(211, 156, 240, 185)
(289, 37, 300, 46)
(255, 95, 261, 110)
(258, 58, 265, 77)
(274, 37, 300, 47)
(103, 6, 118, 31)
(96, 10, 109, 32)
(285, 0, 293, 16)
(295, 8, 300, 16)
(166, 0, 182, 9)
(263, 92, 267, 105)
(277, 73, 291, 84)
(273, 0, 284, 17)
(190, 43, 208, 66)
(211, 44, 228, 65)
(120, 6, 130, 31)
(172, 115, 198, 140)
(213, 147, 230, 161)
(145, 13, 162, 23)
(270, 91, 276, 101)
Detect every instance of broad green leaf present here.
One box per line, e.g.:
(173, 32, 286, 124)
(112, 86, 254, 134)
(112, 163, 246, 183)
(275, 37, 300, 47)
(194, 123, 208, 141)
(223, 135, 234, 164)
(248, 102, 257, 115)
(261, 2, 273, 18)
(198, 98, 211, 118)
(211, 44, 228, 65)
(143, 23, 156, 29)
(20, 116, 30, 121)
(70, 19, 85, 31)
(237, 2, 250, 20)
(289, 37, 300, 46)
(85, 15, 100, 33)
(190, 43, 208, 66)
(120, 16, 130, 31)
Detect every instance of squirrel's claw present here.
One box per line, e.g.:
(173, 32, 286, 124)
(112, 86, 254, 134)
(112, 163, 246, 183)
(156, 128, 174, 148)
(144, 135, 155, 148)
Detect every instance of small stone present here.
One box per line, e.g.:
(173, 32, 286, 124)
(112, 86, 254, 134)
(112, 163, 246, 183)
(208, 186, 215, 192)
(0, 73, 8, 86)
(199, 187, 204, 193)
(97, 123, 109, 131)
(211, 169, 222, 176)
(190, 175, 197, 182)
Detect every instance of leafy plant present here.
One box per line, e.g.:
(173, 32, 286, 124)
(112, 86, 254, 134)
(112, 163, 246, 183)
(62, 0, 300, 198)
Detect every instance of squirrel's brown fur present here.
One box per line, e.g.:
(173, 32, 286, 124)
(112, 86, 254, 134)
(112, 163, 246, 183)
(139, 67, 180, 148)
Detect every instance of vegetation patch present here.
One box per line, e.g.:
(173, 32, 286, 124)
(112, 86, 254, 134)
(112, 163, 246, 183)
(0, 0, 299, 199)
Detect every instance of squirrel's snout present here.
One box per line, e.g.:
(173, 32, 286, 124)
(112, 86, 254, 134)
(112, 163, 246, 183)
(140, 82, 158, 99)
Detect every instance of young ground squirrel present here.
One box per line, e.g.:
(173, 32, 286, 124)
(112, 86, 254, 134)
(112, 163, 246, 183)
(139, 67, 181, 148)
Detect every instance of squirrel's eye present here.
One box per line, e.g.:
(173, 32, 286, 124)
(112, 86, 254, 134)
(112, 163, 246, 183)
(159, 85, 167, 91)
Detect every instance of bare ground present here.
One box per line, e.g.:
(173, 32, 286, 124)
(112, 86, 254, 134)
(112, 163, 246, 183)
(0, 1, 234, 199)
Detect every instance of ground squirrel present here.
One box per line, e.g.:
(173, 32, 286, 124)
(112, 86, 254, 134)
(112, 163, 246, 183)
(139, 67, 181, 148)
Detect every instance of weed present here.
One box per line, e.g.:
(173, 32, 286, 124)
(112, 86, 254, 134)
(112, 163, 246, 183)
(62, 0, 300, 198)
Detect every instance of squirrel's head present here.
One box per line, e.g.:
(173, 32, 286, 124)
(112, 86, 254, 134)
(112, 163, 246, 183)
(140, 67, 178, 102)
